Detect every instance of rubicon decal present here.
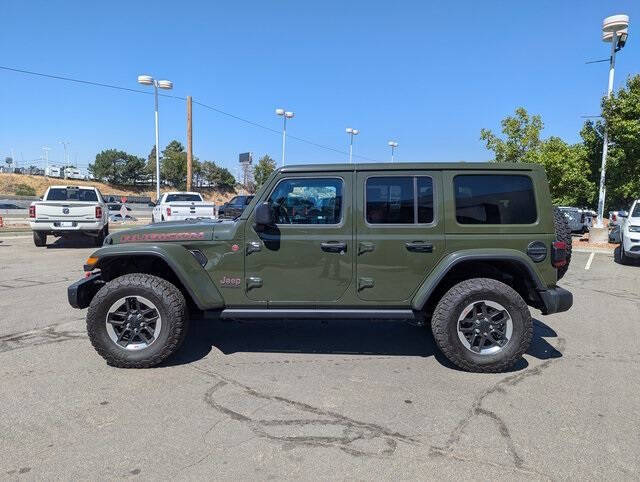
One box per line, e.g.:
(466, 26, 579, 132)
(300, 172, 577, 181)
(120, 232, 205, 243)
(220, 276, 242, 288)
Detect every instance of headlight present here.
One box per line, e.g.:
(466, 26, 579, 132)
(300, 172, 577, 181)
(629, 225, 640, 233)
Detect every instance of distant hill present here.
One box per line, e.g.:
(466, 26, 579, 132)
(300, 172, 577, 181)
(0, 173, 240, 204)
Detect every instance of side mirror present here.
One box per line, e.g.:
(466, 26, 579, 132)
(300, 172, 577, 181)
(254, 202, 274, 227)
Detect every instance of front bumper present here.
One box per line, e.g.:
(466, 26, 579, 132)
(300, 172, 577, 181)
(538, 286, 573, 315)
(68, 273, 104, 309)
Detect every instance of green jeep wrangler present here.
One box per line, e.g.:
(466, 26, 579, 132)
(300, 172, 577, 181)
(68, 163, 573, 372)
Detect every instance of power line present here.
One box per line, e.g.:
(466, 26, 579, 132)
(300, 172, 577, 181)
(0, 65, 382, 162)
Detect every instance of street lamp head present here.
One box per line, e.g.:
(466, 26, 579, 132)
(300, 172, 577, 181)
(352, 129, 359, 135)
(275, 108, 285, 116)
(603, 14, 629, 34)
(388, 141, 398, 147)
(137, 75, 154, 85)
(285, 111, 294, 119)
(346, 127, 353, 134)
(157, 80, 173, 90)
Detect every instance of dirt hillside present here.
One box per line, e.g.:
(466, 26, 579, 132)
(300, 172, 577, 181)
(0, 173, 240, 204)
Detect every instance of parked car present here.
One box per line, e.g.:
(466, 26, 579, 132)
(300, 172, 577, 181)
(69, 162, 572, 373)
(29, 185, 109, 247)
(609, 210, 629, 227)
(619, 200, 640, 264)
(0, 203, 21, 209)
(107, 203, 132, 212)
(218, 195, 254, 219)
(152, 192, 216, 223)
(558, 206, 591, 234)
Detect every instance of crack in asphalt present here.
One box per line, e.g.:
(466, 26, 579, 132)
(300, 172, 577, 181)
(191, 365, 420, 458)
(429, 336, 567, 479)
(0, 325, 86, 354)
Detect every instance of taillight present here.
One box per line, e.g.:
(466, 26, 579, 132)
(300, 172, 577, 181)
(29, 205, 36, 218)
(95, 206, 102, 219)
(166, 207, 172, 216)
(612, 214, 617, 222)
(552, 241, 567, 268)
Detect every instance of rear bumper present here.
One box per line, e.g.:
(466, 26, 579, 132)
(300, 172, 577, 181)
(31, 220, 103, 232)
(68, 273, 104, 309)
(538, 286, 573, 315)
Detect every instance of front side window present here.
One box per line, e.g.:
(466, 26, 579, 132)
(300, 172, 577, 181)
(268, 178, 343, 225)
(454, 175, 537, 224)
(366, 176, 434, 224)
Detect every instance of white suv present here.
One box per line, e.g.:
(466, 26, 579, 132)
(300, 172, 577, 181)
(620, 199, 640, 264)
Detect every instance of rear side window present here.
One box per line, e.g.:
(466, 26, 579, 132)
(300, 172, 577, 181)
(46, 188, 98, 202)
(366, 176, 434, 224)
(454, 175, 537, 224)
(632, 203, 640, 217)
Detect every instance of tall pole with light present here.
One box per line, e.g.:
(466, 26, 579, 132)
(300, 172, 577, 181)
(276, 108, 294, 167)
(346, 127, 359, 163)
(388, 141, 398, 163)
(137, 75, 173, 201)
(595, 14, 629, 228)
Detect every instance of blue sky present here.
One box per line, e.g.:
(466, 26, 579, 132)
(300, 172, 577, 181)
(1, 1, 638, 175)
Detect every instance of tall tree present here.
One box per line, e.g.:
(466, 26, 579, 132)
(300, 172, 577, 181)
(200, 161, 236, 191)
(160, 141, 188, 188)
(481, 107, 596, 206)
(581, 74, 640, 210)
(89, 149, 146, 184)
(253, 155, 276, 189)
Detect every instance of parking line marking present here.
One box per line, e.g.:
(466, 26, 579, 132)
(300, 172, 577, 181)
(585, 252, 595, 270)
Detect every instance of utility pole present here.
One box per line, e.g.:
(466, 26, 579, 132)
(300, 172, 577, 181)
(186, 96, 193, 192)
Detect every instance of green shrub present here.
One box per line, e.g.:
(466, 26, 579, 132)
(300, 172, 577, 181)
(14, 183, 36, 196)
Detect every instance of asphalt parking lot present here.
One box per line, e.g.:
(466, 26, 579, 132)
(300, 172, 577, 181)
(0, 235, 639, 480)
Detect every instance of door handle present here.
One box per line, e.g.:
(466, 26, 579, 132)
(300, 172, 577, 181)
(321, 241, 347, 253)
(246, 241, 261, 254)
(246, 277, 263, 290)
(405, 241, 433, 253)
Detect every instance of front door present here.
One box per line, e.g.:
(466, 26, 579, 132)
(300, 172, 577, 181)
(355, 171, 444, 302)
(244, 174, 353, 303)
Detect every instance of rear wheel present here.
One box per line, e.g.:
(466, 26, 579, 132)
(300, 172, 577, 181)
(95, 228, 106, 247)
(33, 231, 47, 247)
(86, 274, 189, 368)
(553, 207, 572, 280)
(431, 278, 533, 373)
(620, 237, 632, 265)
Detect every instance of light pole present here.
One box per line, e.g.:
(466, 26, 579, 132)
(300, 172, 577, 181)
(276, 108, 294, 167)
(388, 141, 398, 163)
(346, 127, 359, 163)
(41, 146, 50, 172)
(595, 14, 629, 228)
(138, 75, 173, 201)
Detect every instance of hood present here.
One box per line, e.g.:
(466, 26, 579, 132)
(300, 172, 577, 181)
(104, 219, 222, 245)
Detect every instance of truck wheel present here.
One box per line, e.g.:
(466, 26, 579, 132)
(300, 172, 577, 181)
(86, 274, 189, 368)
(431, 278, 533, 373)
(33, 231, 47, 247)
(95, 228, 105, 247)
(553, 207, 572, 280)
(620, 237, 631, 265)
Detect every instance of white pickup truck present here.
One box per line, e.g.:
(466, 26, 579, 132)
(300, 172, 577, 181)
(29, 185, 109, 247)
(152, 192, 216, 223)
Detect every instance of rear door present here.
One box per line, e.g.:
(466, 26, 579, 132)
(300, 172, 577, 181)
(244, 174, 353, 303)
(355, 171, 445, 302)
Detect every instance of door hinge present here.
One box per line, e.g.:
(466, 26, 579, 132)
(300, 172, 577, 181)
(358, 277, 375, 291)
(246, 277, 263, 290)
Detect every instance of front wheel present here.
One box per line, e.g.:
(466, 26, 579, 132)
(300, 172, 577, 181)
(86, 274, 189, 368)
(431, 278, 533, 373)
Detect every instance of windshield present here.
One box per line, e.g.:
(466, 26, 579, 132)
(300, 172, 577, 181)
(46, 188, 98, 202)
(632, 202, 640, 217)
(165, 194, 202, 202)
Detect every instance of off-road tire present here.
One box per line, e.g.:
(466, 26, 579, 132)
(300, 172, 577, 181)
(33, 231, 47, 247)
(553, 207, 572, 280)
(431, 278, 533, 373)
(86, 274, 188, 368)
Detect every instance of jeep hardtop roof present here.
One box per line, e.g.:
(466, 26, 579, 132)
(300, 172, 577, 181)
(278, 162, 545, 173)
